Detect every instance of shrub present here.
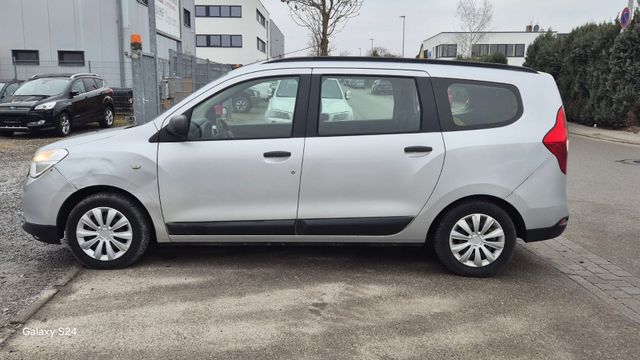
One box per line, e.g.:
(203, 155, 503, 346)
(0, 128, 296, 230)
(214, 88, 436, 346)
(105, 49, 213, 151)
(455, 53, 508, 64)
(524, 12, 640, 128)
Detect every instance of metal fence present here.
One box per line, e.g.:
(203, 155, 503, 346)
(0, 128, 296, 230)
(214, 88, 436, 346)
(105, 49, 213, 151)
(156, 49, 232, 110)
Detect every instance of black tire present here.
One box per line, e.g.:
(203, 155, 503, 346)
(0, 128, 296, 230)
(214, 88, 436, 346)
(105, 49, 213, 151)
(432, 201, 516, 277)
(99, 105, 115, 128)
(64, 193, 152, 269)
(232, 95, 252, 113)
(0, 130, 13, 137)
(55, 112, 71, 137)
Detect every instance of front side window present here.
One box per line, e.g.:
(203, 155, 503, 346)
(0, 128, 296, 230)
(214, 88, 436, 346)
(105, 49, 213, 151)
(435, 79, 522, 130)
(187, 77, 299, 141)
(14, 78, 68, 96)
(70, 80, 86, 94)
(318, 76, 421, 136)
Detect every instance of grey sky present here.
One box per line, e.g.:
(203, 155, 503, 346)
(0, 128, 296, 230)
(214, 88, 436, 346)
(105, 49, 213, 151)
(266, 0, 631, 57)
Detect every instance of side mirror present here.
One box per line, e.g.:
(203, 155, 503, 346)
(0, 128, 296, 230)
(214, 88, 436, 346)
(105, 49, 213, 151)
(345, 90, 352, 100)
(166, 114, 189, 138)
(69, 91, 80, 97)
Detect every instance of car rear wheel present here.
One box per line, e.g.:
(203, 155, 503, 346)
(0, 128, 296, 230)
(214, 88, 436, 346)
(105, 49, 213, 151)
(55, 113, 71, 137)
(232, 95, 252, 113)
(65, 193, 151, 269)
(99, 106, 114, 128)
(433, 201, 516, 277)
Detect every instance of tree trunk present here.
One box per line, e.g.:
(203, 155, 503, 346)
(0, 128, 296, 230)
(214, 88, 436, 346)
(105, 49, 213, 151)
(320, 14, 330, 56)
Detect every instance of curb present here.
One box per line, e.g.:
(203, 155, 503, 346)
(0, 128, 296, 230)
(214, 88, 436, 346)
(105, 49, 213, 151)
(0, 265, 82, 348)
(569, 130, 640, 146)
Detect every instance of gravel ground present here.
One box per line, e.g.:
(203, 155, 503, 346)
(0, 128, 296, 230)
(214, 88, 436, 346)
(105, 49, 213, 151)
(0, 122, 127, 329)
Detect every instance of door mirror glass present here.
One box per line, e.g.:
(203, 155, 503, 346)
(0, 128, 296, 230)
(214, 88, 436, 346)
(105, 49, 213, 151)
(166, 114, 189, 138)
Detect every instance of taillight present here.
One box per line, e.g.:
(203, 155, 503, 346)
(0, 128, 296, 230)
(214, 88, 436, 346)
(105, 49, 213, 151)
(543, 106, 568, 174)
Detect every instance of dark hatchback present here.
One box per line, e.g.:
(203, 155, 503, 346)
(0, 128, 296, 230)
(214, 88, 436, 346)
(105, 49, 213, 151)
(0, 73, 114, 137)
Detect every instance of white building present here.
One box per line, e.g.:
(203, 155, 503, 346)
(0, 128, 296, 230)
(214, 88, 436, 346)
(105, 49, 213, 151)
(420, 30, 554, 66)
(194, 0, 284, 65)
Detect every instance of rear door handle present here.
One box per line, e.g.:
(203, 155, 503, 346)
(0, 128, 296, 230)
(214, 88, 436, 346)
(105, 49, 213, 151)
(263, 151, 291, 158)
(404, 146, 433, 153)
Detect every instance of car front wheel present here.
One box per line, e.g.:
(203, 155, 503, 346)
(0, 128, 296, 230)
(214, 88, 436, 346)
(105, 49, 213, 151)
(100, 106, 114, 128)
(65, 193, 151, 269)
(55, 113, 71, 137)
(433, 201, 516, 277)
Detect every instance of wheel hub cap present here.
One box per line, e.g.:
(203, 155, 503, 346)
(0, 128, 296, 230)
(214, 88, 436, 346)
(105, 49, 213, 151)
(75, 207, 133, 261)
(449, 213, 505, 268)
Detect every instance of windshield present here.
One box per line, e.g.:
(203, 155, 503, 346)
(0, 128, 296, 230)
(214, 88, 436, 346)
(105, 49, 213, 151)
(13, 78, 69, 96)
(322, 79, 343, 99)
(275, 79, 298, 98)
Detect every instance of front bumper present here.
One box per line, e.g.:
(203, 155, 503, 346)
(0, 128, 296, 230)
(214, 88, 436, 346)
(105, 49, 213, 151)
(22, 221, 61, 244)
(0, 109, 57, 131)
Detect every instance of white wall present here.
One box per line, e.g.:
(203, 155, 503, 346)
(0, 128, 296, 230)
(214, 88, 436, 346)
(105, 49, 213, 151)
(195, 0, 272, 65)
(421, 32, 547, 66)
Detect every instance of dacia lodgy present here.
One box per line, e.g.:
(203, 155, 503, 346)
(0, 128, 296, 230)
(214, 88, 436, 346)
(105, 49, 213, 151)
(22, 57, 569, 277)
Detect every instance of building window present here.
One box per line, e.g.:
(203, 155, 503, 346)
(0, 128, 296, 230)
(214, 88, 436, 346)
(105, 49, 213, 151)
(137, 0, 148, 6)
(257, 38, 266, 53)
(256, 10, 266, 27)
(58, 51, 85, 66)
(435, 44, 457, 58)
(196, 35, 242, 48)
(196, 5, 242, 18)
(472, 43, 525, 57)
(183, 8, 191, 28)
(12, 50, 39, 65)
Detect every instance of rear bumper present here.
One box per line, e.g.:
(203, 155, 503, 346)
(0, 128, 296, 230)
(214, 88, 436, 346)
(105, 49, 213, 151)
(523, 218, 568, 242)
(22, 221, 61, 244)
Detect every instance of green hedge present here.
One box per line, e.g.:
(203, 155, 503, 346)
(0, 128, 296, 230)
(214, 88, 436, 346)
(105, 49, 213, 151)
(524, 12, 640, 128)
(456, 53, 508, 64)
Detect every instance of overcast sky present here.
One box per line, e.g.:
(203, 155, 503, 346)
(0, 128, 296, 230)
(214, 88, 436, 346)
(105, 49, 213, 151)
(265, 0, 630, 57)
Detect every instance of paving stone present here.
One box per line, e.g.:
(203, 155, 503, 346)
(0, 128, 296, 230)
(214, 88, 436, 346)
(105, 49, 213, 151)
(621, 287, 640, 295)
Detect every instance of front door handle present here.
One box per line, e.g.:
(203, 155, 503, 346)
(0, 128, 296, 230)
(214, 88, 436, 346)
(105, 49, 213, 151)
(404, 146, 433, 153)
(263, 151, 291, 158)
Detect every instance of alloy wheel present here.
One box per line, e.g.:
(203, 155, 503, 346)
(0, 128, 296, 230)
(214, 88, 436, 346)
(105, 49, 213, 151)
(449, 213, 505, 268)
(60, 114, 70, 135)
(105, 107, 114, 126)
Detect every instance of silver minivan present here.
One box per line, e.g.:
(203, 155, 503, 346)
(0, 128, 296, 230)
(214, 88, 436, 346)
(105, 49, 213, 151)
(22, 57, 569, 277)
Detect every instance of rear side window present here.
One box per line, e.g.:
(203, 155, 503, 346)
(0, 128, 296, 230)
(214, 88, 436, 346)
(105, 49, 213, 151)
(82, 78, 99, 91)
(433, 79, 522, 131)
(317, 76, 421, 136)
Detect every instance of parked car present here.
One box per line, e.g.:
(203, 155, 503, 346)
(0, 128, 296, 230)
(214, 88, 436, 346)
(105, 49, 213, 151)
(22, 57, 568, 277)
(264, 78, 299, 123)
(0, 79, 23, 100)
(319, 78, 354, 121)
(371, 79, 393, 95)
(0, 73, 114, 137)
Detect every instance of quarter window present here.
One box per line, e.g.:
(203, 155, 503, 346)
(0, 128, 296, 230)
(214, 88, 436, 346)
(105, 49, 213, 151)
(317, 76, 421, 136)
(434, 79, 522, 130)
(188, 77, 298, 141)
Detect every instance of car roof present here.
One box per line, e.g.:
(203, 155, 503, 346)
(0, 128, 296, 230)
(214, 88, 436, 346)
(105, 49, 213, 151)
(29, 73, 101, 80)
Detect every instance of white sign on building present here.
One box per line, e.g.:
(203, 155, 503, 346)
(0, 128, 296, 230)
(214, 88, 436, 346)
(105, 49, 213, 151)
(156, 0, 181, 39)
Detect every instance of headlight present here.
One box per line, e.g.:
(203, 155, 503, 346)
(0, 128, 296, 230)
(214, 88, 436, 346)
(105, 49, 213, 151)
(29, 149, 68, 178)
(34, 101, 57, 111)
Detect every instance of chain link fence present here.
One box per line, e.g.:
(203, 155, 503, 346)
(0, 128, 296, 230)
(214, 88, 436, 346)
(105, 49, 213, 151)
(157, 49, 232, 111)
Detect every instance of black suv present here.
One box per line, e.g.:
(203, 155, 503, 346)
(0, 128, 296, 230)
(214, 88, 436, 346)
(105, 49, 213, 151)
(0, 73, 114, 137)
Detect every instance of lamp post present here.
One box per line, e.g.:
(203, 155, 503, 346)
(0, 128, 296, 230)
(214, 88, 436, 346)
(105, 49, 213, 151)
(358, 47, 362, 56)
(400, 16, 406, 58)
(370, 38, 374, 54)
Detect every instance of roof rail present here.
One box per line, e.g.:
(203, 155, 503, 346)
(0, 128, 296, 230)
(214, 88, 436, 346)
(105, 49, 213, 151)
(70, 73, 99, 79)
(265, 56, 538, 74)
(29, 73, 75, 80)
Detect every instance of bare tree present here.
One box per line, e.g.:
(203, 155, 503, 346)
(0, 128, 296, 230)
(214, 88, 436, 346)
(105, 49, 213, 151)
(282, 0, 364, 56)
(455, 0, 493, 57)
